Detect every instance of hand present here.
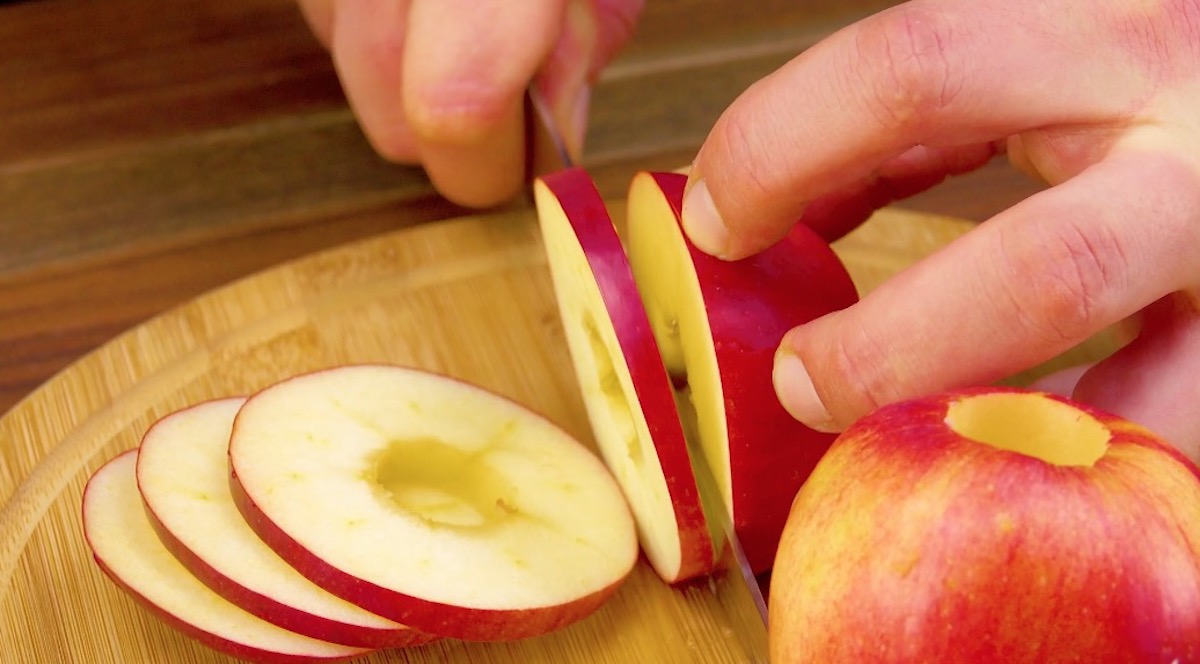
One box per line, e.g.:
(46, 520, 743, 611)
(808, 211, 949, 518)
(298, 0, 642, 207)
(681, 0, 1200, 461)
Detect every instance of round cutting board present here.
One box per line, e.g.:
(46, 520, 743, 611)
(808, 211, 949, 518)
(0, 203, 1113, 663)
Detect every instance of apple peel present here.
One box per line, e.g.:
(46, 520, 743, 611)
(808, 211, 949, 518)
(82, 450, 372, 663)
(136, 397, 431, 649)
(533, 168, 721, 585)
(626, 171, 859, 572)
(770, 387, 1200, 663)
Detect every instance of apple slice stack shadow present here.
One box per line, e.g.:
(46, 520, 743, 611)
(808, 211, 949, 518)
(83, 364, 640, 662)
(534, 168, 860, 577)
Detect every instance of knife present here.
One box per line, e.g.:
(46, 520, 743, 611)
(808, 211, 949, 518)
(525, 88, 576, 176)
(525, 88, 771, 631)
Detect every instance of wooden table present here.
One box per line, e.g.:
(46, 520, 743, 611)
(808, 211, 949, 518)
(0, 0, 1045, 421)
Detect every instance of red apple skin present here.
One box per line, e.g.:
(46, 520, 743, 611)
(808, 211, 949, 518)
(143, 506, 434, 649)
(769, 387, 1200, 664)
(136, 398, 431, 650)
(539, 168, 717, 583)
(642, 172, 859, 573)
(83, 451, 370, 664)
(90, 554, 368, 664)
(226, 363, 637, 642)
(228, 465, 627, 642)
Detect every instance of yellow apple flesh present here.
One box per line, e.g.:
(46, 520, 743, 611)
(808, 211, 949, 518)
(229, 364, 638, 642)
(770, 387, 1200, 663)
(137, 397, 428, 648)
(534, 168, 720, 584)
(83, 450, 372, 663)
(626, 171, 859, 573)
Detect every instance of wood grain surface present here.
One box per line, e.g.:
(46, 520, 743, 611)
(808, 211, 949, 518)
(0, 0, 1050, 417)
(0, 199, 1118, 663)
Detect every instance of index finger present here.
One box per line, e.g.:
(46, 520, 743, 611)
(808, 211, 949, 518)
(683, 0, 1146, 259)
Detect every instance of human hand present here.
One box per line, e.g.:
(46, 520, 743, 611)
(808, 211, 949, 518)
(298, 0, 642, 207)
(681, 0, 1200, 461)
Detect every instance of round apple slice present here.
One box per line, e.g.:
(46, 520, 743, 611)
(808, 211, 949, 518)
(82, 450, 371, 663)
(228, 364, 638, 642)
(533, 168, 721, 584)
(626, 171, 860, 573)
(136, 397, 432, 649)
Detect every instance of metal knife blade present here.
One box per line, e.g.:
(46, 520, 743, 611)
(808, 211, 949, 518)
(688, 435, 771, 628)
(526, 88, 575, 176)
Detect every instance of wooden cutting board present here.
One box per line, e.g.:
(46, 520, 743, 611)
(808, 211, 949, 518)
(0, 202, 1114, 663)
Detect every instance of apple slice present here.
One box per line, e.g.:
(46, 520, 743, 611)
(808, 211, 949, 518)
(228, 364, 638, 642)
(533, 168, 721, 584)
(82, 450, 371, 663)
(136, 397, 433, 649)
(626, 171, 860, 572)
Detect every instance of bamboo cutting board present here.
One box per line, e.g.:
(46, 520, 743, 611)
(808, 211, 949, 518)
(0, 203, 1112, 663)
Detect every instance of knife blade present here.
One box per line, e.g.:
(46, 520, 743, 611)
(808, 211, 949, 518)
(688, 430, 771, 628)
(526, 87, 770, 632)
(526, 88, 575, 175)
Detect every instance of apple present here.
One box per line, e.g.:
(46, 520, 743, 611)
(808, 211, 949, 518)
(625, 171, 859, 572)
(533, 168, 721, 584)
(136, 397, 433, 649)
(227, 364, 638, 642)
(82, 450, 372, 663)
(769, 387, 1200, 663)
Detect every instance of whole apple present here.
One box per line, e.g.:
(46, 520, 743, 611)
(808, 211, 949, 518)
(769, 386, 1200, 663)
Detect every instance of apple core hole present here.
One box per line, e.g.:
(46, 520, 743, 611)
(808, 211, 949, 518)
(944, 392, 1110, 467)
(582, 313, 644, 466)
(369, 437, 519, 527)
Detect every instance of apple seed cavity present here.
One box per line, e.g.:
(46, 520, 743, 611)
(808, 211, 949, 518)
(368, 436, 521, 528)
(582, 312, 645, 468)
(945, 392, 1110, 467)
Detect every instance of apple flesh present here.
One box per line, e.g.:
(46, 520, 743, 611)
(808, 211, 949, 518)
(533, 168, 721, 584)
(228, 364, 638, 642)
(625, 171, 859, 573)
(770, 387, 1200, 663)
(136, 397, 431, 649)
(82, 450, 372, 663)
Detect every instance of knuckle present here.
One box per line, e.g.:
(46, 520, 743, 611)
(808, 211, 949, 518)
(852, 7, 962, 132)
(996, 220, 1128, 346)
(711, 106, 780, 215)
(823, 323, 900, 419)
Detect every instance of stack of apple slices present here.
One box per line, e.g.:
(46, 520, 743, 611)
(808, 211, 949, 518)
(136, 397, 427, 650)
(533, 169, 859, 577)
(83, 365, 639, 662)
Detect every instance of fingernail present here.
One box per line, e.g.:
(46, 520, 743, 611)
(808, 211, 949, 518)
(773, 350, 837, 433)
(681, 179, 730, 257)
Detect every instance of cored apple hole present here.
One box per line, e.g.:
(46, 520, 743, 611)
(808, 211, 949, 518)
(944, 392, 1110, 467)
(582, 312, 644, 466)
(369, 437, 520, 527)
